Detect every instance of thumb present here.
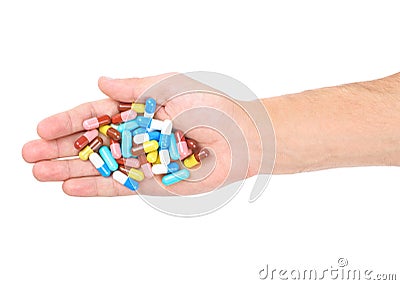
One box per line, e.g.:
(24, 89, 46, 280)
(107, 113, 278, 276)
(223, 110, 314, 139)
(98, 73, 177, 102)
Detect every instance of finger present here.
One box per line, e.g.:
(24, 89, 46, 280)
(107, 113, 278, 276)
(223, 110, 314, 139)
(37, 99, 118, 140)
(22, 135, 82, 163)
(62, 176, 136, 197)
(98, 73, 176, 102)
(32, 159, 100, 181)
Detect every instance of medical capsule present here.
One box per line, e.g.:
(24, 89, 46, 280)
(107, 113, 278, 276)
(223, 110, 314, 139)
(74, 129, 98, 151)
(79, 137, 103, 161)
(186, 138, 199, 153)
(138, 154, 153, 178)
(162, 169, 190, 186)
(117, 102, 145, 113)
(89, 152, 111, 177)
(174, 130, 192, 160)
(109, 139, 121, 159)
(133, 131, 160, 144)
(146, 150, 158, 163)
(183, 149, 210, 168)
(159, 120, 172, 165)
(111, 110, 137, 124)
(131, 140, 159, 156)
(112, 171, 139, 191)
(119, 166, 145, 182)
(144, 98, 156, 118)
(152, 162, 180, 175)
(121, 130, 133, 158)
(115, 157, 141, 168)
(99, 146, 119, 171)
(99, 125, 121, 141)
(83, 115, 111, 130)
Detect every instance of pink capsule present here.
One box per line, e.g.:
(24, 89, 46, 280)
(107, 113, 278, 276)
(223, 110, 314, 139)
(175, 130, 192, 160)
(83, 115, 111, 130)
(138, 154, 153, 178)
(115, 157, 141, 169)
(112, 110, 137, 124)
(110, 139, 122, 159)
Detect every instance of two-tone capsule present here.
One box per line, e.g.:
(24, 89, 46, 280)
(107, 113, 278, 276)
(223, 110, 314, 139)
(118, 102, 145, 113)
(111, 110, 137, 124)
(183, 149, 210, 168)
(99, 125, 121, 141)
(115, 157, 141, 168)
(109, 139, 121, 159)
(131, 140, 159, 156)
(159, 120, 172, 165)
(138, 154, 153, 178)
(79, 137, 103, 160)
(133, 131, 160, 144)
(175, 130, 192, 160)
(152, 162, 180, 175)
(83, 115, 111, 130)
(89, 152, 111, 177)
(74, 130, 98, 151)
(112, 170, 139, 191)
(119, 166, 145, 182)
(144, 98, 156, 118)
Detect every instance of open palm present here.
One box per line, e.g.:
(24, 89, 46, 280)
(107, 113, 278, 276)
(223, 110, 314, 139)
(22, 74, 256, 197)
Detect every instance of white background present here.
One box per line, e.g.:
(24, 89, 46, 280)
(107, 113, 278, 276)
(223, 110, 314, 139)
(1, 0, 399, 284)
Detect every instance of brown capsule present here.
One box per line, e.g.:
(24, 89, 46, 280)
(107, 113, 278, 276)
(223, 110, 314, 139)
(99, 125, 121, 141)
(117, 102, 131, 112)
(186, 138, 199, 152)
(194, 149, 210, 161)
(89, 137, 103, 152)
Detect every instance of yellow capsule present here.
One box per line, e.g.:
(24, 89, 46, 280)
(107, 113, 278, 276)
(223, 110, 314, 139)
(147, 151, 158, 163)
(143, 140, 159, 153)
(154, 153, 161, 164)
(183, 154, 200, 168)
(127, 168, 145, 181)
(98, 125, 111, 136)
(131, 103, 145, 113)
(79, 146, 94, 161)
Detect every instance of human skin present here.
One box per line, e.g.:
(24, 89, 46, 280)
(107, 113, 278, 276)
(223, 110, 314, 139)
(21, 72, 400, 196)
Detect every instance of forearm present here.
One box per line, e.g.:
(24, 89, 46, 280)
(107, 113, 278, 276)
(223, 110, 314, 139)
(263, 73, 400, 174)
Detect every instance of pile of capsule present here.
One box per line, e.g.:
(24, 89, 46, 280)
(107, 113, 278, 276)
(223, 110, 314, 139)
(74, 98, 209, 191)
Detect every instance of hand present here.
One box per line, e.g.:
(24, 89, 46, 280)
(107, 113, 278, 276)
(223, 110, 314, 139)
(22, 74, 261, 197)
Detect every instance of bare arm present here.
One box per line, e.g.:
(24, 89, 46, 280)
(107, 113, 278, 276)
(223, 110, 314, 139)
(261, 73, 400, 174)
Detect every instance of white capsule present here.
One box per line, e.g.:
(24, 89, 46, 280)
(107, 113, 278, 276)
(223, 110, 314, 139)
(149, 118, 164, 130)
(159, 149, 170, 165)
(133, 133, 149, 144)
(161, 119, 172, 135)
(152, 164, 169, 174)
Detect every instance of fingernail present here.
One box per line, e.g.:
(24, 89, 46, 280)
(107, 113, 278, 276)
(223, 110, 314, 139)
(101, 76, 114, 80)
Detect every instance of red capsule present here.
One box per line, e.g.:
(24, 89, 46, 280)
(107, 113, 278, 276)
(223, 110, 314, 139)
(83, 115, 111, 130)
(74, 130, 98, 151)
(115, 157, 140, 168)
(112, 110, 137, 124)
(194, 149, 210, 161)
(186, 138, 199, 152)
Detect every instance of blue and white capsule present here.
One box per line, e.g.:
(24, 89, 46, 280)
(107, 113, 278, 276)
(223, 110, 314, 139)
(99, 146, 119, 171)
(144, 98, 156, 118)
(136, 116, 164, 130)
(152, 162, 180, 175)
(121, 130, 133, 158)
(89, 153, 111, 177)
(161, 169, 190, 186)
(168, 133, 180, 161)
(133, 131, 161, 144)
(159, 120, 172, 165)
(112, 170, 139, 191)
